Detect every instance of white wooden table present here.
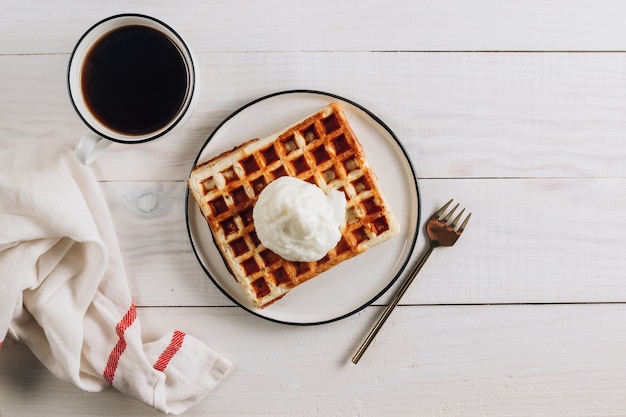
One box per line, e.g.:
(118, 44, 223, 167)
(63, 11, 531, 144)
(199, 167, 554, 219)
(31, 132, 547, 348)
(2, 1, 626, 415)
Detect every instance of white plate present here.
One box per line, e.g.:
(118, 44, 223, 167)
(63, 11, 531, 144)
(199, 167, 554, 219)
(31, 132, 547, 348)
(186, 90, 420, 325)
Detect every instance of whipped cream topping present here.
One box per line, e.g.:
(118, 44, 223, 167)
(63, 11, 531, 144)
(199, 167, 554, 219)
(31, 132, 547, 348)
(253, 176, 346, 262)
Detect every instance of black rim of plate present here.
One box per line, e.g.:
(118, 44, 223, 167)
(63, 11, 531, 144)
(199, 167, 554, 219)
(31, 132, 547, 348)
(185, 89, 421, 326)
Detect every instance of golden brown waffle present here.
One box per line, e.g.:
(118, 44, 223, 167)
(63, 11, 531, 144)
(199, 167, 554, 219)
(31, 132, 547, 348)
(188, 103, 399, 308)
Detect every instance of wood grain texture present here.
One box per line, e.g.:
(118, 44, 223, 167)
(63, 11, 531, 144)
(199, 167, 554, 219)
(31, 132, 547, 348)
(2, 52, 626, 181)
(3, 1, 626, 54)
(2, 305, 626, 417)
(100, 178, 626, 307)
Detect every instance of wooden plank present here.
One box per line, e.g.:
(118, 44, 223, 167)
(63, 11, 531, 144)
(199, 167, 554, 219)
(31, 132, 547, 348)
(101, 180, 226, 307)
(2, 52, 626, 181)
(1, 304, 626, 416)
(101, 177, 626, 307)
(3, 1, 626, 54)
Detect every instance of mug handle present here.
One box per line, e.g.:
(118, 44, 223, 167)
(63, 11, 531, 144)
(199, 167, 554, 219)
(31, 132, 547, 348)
(74, 131, 112, 164)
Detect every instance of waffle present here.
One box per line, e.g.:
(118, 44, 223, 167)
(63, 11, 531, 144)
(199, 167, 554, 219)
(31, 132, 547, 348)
(188, 102, 399, 308)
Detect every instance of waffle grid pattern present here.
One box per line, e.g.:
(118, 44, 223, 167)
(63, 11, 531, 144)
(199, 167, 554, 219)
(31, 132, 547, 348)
(189, 103, 398, 308)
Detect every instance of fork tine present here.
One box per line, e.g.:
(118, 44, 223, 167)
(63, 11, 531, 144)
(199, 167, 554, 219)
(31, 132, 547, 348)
(458, 212, 472, 233)
(442, 203, 459, 223)
(450, 208, 465, 229)
(434, 199, 453, 218)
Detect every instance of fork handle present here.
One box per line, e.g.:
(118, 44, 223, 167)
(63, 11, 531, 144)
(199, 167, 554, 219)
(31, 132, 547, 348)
(351, 243, 435, 364)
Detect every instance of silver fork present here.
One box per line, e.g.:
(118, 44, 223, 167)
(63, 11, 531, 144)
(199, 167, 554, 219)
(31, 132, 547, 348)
(352, 199, 471, 364)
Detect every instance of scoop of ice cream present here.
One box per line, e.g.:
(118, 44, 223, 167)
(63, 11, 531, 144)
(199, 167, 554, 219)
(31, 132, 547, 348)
(252, 176, 346, 262)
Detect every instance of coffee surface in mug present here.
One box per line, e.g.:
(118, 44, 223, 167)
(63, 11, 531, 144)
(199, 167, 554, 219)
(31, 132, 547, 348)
(81, 25, 189, 135)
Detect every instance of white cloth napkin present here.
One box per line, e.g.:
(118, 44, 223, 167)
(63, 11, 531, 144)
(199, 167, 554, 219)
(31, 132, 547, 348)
(0, 143, 232, 414)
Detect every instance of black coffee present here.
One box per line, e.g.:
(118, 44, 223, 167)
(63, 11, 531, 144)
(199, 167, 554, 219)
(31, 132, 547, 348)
(81, 25, 189, 135)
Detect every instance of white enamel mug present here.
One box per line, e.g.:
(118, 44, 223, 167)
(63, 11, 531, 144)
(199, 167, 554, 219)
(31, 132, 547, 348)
(68, 14, 200, 164)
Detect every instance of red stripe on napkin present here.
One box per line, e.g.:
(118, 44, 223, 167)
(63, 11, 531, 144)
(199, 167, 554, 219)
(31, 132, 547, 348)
(153, 330, 186, 371)
(103, 303, 137, 384)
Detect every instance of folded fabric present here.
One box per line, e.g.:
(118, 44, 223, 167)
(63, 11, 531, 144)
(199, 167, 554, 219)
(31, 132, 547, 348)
(0, 143, 232, 414)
